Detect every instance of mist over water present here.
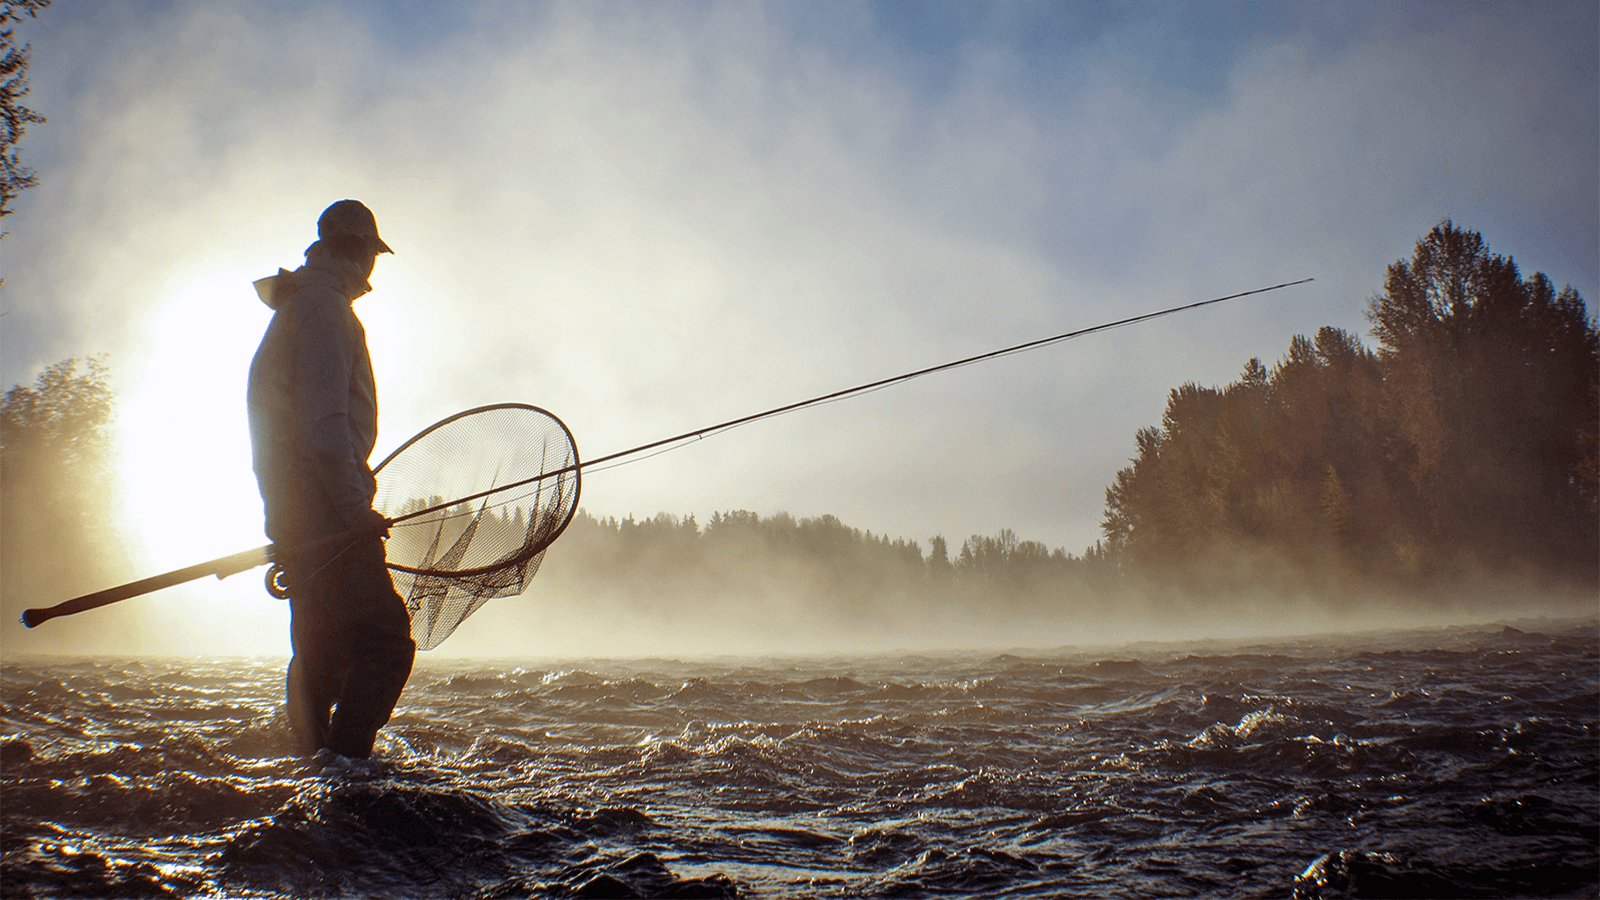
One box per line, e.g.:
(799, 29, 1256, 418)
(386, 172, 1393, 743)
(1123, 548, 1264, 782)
(7, 511, 1594, 661)
(430, 518, 1599, 660)
(352, 495, 1587, 660)
(3, 617, 1594, 899)
(439, 581, 1588, 662)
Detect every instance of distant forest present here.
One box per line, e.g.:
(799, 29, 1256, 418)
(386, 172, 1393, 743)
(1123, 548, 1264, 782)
(541, 222, 1598, 607)
(536, 508, 1122, 619)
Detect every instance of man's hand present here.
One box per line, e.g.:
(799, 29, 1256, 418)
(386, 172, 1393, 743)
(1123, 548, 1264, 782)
(355, 507, 391, 539)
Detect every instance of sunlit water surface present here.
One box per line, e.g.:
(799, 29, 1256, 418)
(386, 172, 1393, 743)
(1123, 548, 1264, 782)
(2, 620, 1596, 898)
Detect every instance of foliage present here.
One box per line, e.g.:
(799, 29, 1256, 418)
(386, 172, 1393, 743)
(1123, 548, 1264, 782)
(1, 0, 48, 228)
(1102, 222, 1598, 595)
(0, 355, 126, 604)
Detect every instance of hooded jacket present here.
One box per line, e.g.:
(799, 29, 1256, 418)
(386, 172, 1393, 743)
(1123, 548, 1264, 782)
(247, 247, 380, 545)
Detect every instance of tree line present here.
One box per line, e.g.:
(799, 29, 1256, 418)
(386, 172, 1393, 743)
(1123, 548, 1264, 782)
(533, 508, 1120, 616)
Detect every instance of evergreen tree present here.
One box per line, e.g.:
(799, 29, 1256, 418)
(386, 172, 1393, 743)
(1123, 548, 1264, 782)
(927, 534, 953, 582)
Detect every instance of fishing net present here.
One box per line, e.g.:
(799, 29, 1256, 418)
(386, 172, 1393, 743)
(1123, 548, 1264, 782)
(371, 403, 580, 650)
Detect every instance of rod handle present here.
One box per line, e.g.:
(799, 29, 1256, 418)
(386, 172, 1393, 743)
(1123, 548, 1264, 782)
(19, 546, 273, 629)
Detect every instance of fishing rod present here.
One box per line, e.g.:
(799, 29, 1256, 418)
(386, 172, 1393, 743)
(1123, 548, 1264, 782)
(582, 278, 1314, 472)
(391, 277, 1314, 525)
(20, 277, 1312, 629)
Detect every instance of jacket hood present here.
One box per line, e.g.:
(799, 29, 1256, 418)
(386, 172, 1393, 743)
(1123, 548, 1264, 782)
(253, 252, 373, 310)
(252, 268, 298, 310)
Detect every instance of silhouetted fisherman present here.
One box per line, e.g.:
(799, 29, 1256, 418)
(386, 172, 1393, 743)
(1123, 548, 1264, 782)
(247, 200, 414, 761)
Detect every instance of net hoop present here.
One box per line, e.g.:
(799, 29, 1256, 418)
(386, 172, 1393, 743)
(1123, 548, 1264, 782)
(373, 402, 582, 580)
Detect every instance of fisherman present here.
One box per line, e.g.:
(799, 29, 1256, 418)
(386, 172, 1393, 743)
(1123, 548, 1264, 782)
(246, 199, 415, 761)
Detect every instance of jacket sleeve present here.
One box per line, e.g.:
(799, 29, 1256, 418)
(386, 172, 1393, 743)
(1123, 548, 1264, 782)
(293, 297, 378, 531)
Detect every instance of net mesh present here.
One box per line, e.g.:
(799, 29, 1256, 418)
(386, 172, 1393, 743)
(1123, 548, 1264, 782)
(372, 404, 580, 650)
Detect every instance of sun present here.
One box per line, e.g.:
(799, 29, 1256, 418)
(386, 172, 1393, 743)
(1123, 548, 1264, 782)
(110, 263, 290, 652)
(117, 266, 268, 558)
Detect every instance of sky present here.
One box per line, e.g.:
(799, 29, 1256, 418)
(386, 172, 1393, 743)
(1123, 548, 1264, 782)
(1, 1, 1595, 655)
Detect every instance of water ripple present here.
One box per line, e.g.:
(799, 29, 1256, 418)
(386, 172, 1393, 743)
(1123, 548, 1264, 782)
(2, 620, 1595, 897)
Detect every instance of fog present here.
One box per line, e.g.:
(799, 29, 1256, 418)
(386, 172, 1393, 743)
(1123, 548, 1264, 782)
(5, 508, 1593, 661)
(439, 573, 1599, 662)
(367, 509, 1600, 659)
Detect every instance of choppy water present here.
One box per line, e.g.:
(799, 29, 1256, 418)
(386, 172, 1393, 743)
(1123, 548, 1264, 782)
(2, 620, 1596, 899)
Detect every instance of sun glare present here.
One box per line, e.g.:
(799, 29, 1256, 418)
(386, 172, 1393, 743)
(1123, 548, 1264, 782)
(118, 267, 266, 559)
(113, 264, 285, 653)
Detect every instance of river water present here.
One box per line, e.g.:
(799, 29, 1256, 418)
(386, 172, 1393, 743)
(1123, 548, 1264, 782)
(2, 619, 1595, 898)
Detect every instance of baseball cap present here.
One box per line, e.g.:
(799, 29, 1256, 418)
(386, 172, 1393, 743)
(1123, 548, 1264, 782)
(317, 199, 394, 255)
